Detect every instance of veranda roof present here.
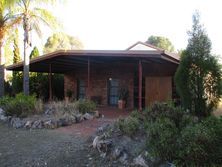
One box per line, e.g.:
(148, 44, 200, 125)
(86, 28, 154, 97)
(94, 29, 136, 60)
(6, 49, 179, 73)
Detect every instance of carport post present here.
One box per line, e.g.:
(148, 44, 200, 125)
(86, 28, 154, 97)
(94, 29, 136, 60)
(87, 57, 90, 99)
(138, 60, 142, 111)
(49, 64, 52, 101)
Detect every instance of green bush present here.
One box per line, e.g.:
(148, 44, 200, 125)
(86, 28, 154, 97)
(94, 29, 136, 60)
(2, 93, 41, 117)
(116, 116, 140, 136)
(144, 102, 194, 129)
(76, 99, 96, 114)
(0, 96, 13, 107)
(146, 117, 179, 161)
(145, 103, 222, 166)
(177, 116, 222, 166)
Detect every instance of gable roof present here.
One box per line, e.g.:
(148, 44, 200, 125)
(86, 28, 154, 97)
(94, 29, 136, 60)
(126, 41, 164, 51)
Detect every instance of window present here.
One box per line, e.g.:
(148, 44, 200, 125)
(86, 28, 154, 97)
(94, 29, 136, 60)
(77, 79, 86, 99)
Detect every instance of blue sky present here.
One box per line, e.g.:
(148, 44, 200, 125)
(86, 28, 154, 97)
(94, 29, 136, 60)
(36, 0, 222, 56)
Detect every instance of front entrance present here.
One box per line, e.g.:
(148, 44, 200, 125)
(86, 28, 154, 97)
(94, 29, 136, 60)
(108, 79, 119, 106)
(145, 76, 172, 106)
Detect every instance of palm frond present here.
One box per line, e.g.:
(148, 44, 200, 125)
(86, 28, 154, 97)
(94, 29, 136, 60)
(32, 7, 61, 29)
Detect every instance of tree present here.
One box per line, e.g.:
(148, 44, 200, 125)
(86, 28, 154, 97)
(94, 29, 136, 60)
(30, 46, 39, 59)
(13, 28, 21, 63)
(43, 32, 83, 54)
(175, 12, 222, 117)
(0, 0, 20, 97)
(15, 0, 59, 95)
(146, 35, 175, 52)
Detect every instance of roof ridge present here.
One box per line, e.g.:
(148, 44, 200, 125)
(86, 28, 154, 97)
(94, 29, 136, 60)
(126, 41, 164, 51)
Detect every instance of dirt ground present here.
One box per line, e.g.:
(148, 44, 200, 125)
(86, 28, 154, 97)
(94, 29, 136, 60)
(0, 109, 130, 167)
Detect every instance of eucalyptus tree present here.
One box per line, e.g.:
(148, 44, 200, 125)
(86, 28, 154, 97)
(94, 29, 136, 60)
(146, 35, 175, 52)
(15, 0, 59, 95)
(0, 0, 21, 97)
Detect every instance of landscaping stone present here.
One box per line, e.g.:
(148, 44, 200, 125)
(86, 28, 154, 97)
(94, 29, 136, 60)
(11, 118, 24, 129)
(43, 120, 57, 129)
(0, 108, 5, 116)
(0, 108, 7, 122)
(75, 114, 83, 123)
(133, 155, 148, 167)
(96, 124, 110, 134)
(58, 118, 70, 127)
(111, 147, 123, 160)
(24, 121, 32, 129)
(32, 120, 43, 129)
(44, 108, 54, 115)
(119, 151, 128, 164)
(83, 113, 94, 120)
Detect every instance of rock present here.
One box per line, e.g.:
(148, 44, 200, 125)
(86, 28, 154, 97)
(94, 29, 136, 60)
(0, 108, 7, 122)
(11, 118, 24, 129)
(44, 120, 57, 129)
(58, 118, 69, 126)
(75, 114, 83, 123)
(93, 136, 112, 153)
(93, 136, 100, 149)
(159, 162, 176, 167)
(119, 152, 128, 164)
(111, 147, 123, 160)
(0, 108, 5, 115)
(32, 120, 43, 129)
(133, 155, 148, 167)
(96, 124, 110, 134)
(83, 113, 94, 120)
(24, 121, 32, 128)
(0, 115, 7, 122)
(44, 108, 54, 115)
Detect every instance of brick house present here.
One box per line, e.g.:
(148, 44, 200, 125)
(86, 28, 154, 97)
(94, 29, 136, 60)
(7, 41, 179, 110)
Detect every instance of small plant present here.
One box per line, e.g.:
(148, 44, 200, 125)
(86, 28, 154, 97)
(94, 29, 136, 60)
(118, 87, 129, 101)
(4, 93, 37, 117)
(34, 99, 44, 114)
(66, 89, 73, 99)
(76, 99, 96, 114)
(116, 116, 140, 136)
(48, 100, 78, 118)
(0, 96, 13, 108)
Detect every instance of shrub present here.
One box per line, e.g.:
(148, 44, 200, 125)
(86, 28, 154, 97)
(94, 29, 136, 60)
(34, 99, 44, 114)
(145, 103, 222, 166)
(48, 101, 78, 117)
(146, 117, 179, 161)
(116, 116, 140, 136)
(76, 99, 96, 114)
(177, 116, 222, 166)
(0, 96, 13, 108)
(4, 93, 37, 117)
(144, 102, 193, 129)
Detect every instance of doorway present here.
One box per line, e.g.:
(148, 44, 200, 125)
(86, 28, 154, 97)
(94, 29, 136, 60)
(108, 79, 119, 106)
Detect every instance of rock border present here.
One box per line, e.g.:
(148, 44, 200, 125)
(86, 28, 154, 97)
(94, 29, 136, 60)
(0, 108, 100, 129)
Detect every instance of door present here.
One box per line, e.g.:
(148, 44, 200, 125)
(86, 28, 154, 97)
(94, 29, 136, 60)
(145, 77, 172, 106)
(77, 79, 86, 99)
(108, 79, 119, 106)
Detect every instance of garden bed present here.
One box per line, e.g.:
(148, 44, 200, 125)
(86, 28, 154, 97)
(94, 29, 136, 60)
(0, 94, 100, 129)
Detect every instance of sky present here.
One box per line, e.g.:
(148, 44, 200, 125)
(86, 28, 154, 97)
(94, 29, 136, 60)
(36, 0, 222, 56)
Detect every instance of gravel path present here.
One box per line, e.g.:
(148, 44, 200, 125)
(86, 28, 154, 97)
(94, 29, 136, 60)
(0, 122, 99, 167)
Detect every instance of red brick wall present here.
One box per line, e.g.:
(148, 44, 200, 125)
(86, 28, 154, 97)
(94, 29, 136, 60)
(64, 62, 135, 108)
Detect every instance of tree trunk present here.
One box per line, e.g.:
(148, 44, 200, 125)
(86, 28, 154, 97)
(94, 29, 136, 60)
(23, 34, 29, 95)
(0, 42, 5, 97)
(23, 18, 30, 96)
